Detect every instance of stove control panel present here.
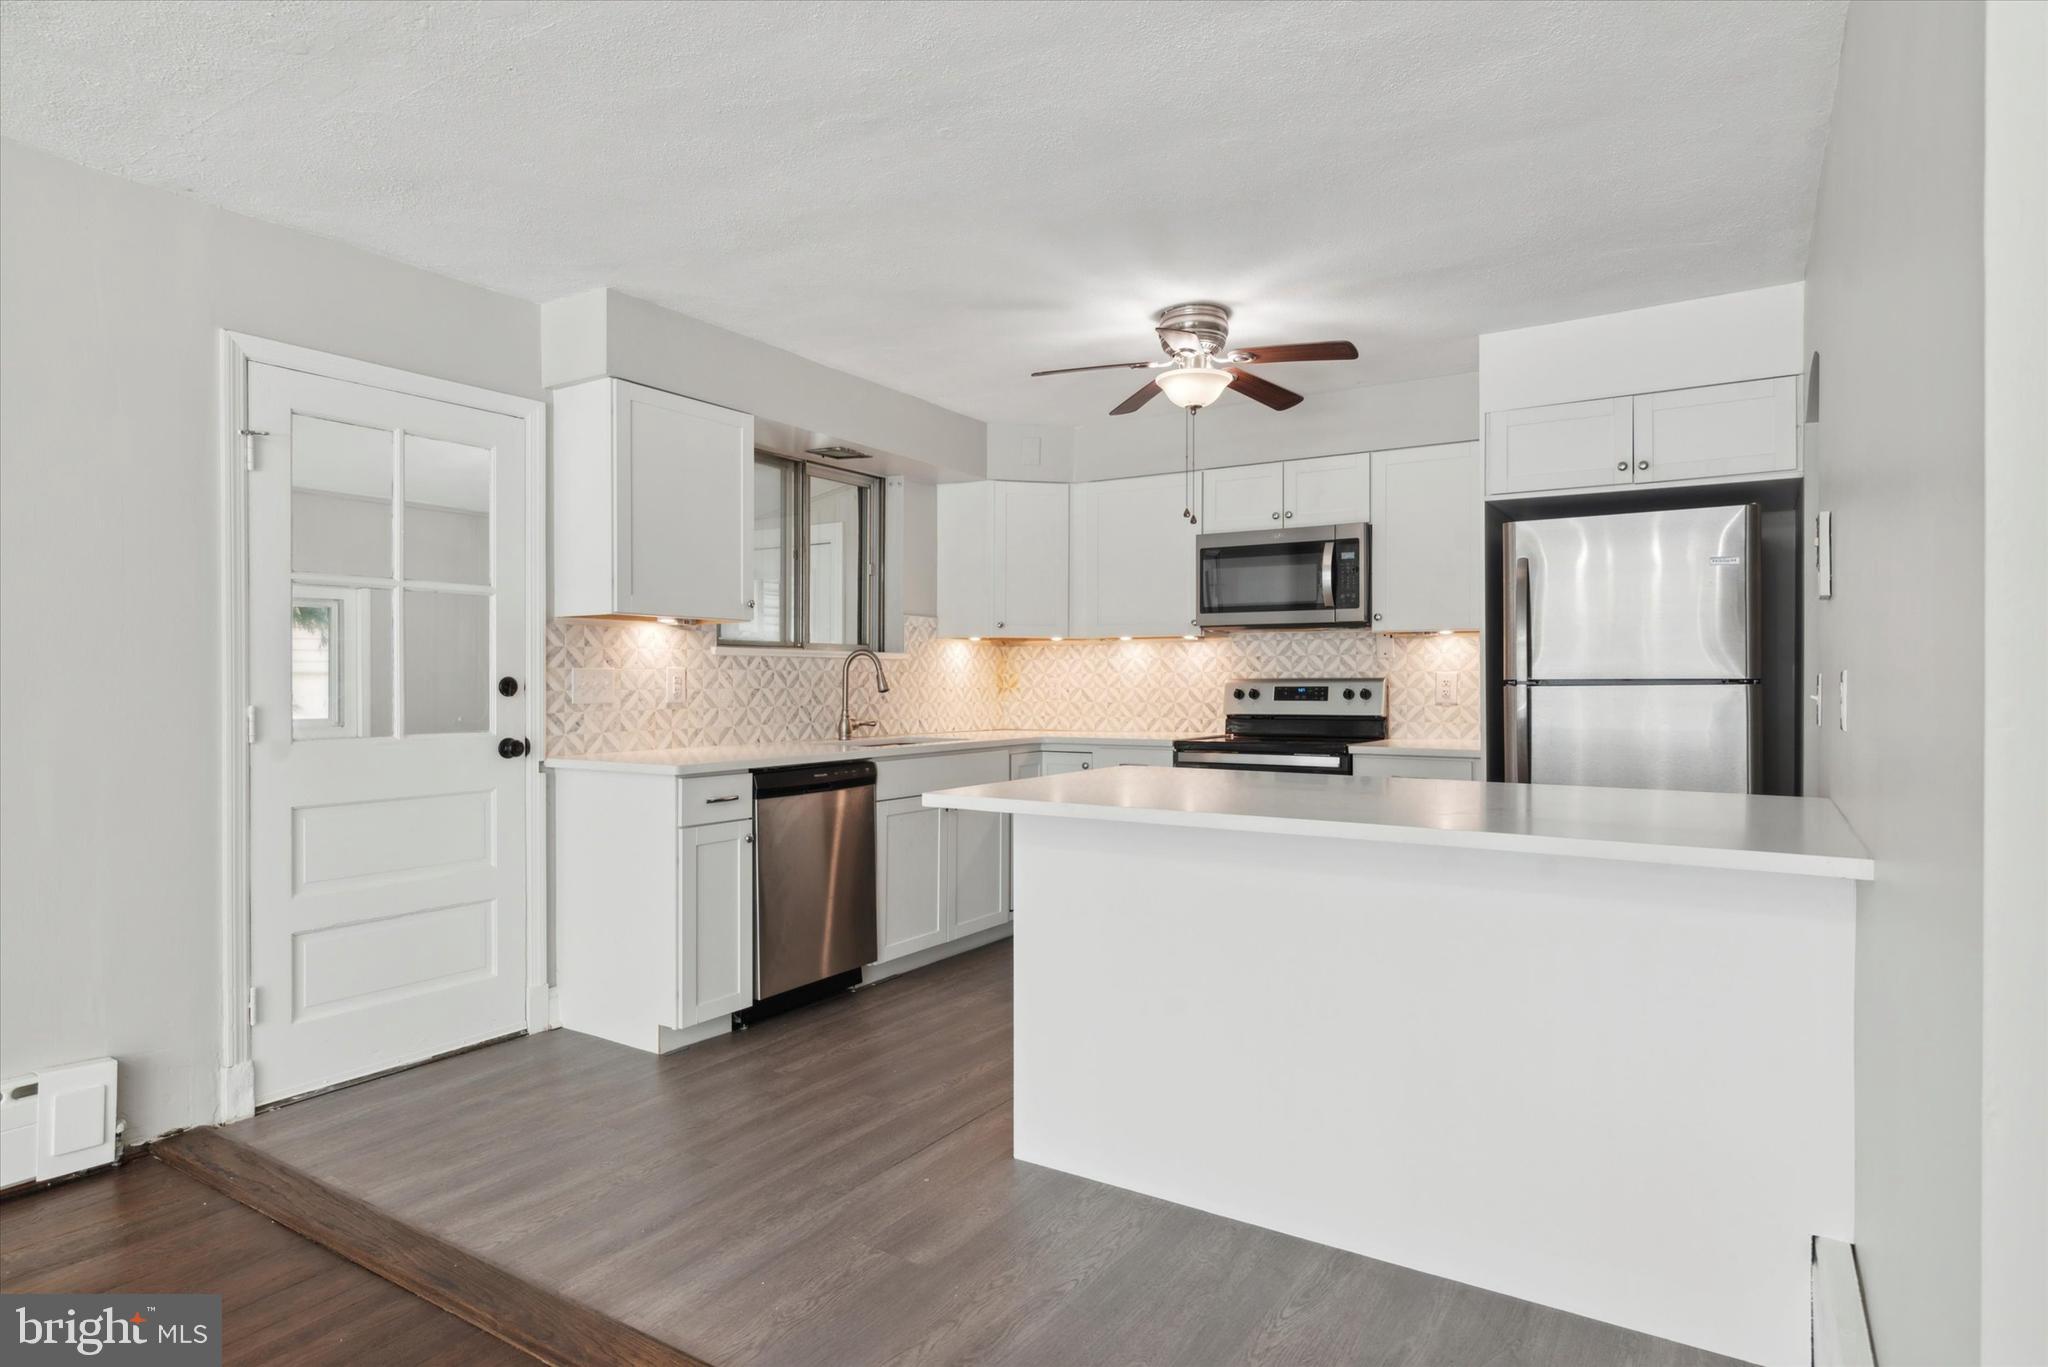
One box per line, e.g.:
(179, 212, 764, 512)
(1225, 678, 1384, 718)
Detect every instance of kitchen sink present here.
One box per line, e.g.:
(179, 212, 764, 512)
(848, 736, 948, 748)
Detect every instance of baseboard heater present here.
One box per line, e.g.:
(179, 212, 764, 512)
(0, 1057, 119, 1189)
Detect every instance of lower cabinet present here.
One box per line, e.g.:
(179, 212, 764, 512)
(1351, 753, 1480, 781)
(677, 819, 755, 1026)
(876, 790, 1013, 963)
(1040, 750, 1092, 774)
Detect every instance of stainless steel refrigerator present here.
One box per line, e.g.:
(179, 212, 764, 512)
(1502, 504, 1761, 793)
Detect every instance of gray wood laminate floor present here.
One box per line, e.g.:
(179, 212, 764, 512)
(227, 941, 1749, 1367)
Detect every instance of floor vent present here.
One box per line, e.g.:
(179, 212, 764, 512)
(0, 1057, 118, 1188)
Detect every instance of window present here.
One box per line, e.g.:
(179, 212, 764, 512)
(721, 453, 881, 649)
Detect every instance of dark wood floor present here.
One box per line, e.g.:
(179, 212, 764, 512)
(0, 1156, 527, 1364)
(209, 940, 1747, 1367)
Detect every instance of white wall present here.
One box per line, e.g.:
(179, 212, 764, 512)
(1479, 283, 1805, 413)
(1979, 3, 2048, 1361)
(1071, 371, 1477, 482)
(1800, 6, 1990, 1363)
(985, 422, 1075, 482)
(0, 139, 543, 1142)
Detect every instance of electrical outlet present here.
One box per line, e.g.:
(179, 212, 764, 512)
(568, 667, 617, 706)
(666, 667, 687, 707)
(1435, 672, 1458, 706)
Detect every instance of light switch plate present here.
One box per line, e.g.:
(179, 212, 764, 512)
(667, 668, 687, 707)
(1435, 673, 1458, 706)
(568, 667, 617, 706)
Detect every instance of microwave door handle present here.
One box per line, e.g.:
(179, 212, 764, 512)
(1319, 541, 1335, 609)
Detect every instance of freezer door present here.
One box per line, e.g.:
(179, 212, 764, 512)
(1525, 683, 1754, 794)
(1507, 506, 1756, 681)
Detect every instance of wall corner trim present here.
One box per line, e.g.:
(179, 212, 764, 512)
(1814, 1236, 1877, 1367)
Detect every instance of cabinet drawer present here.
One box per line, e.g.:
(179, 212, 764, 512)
(874, 750, 1012, 802)
(1088, 745, 1172, 768)
(1351, 754, 1478, 781)
(677, 774, 752, 826)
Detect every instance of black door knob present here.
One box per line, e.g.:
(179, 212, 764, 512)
(498, 737, 530, 759)
(498, 676, 520, 697)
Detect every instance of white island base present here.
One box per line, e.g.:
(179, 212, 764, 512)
(932, 771, 1871, 1367)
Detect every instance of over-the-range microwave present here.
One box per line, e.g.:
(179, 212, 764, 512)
(1196, 522, 1371, 630)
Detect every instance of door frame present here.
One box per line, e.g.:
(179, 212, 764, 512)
(215, 332, 548, 1122)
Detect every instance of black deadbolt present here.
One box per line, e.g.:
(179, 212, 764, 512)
(498, 737, 530, 759)
(498, 676, 520, 697)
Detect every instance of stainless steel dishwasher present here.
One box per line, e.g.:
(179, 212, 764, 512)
(746, 759, 878, 1019)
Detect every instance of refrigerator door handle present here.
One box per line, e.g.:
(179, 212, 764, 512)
(1512, 556, 1533, 681)
(1510, 684, 1532, 783)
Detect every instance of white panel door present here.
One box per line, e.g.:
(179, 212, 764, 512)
(614, 380, 753, 621)
(877, 796, 947, 960)
(1071, 474, 1200, 638)
(1201, 462, 1285, 532)
(678, 819, 754, 1026)
(1283, 452, 1372, 527)
(1633, 378, 1798, 484)
(1484, 397, 1634, 495)
(948, 808, 1009, 938)
(1370, 442, 1483, 631)
(994, 482, 1069, 637)
(247, 364, 528, 1105)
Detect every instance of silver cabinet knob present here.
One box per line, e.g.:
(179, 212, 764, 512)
(1283, 510, 1294, 519)
(1270, 511, 1281, 520)
(1081, 761, 1090, 769)
(746, 599, 756, 608)
(1637, 460, 1649, 471)
(996, 621, 1004, 629)
(1373, 613, 1383, 622)
(1616, 460, 1628, 471)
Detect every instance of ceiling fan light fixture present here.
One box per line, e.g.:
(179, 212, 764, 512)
(1156, 365, 1232, 409)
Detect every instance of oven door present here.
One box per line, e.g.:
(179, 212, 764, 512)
(1196, 524, 1369, 629)
(1172, 742, 1354, 775)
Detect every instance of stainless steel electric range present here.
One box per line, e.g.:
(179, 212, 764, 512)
(1171, 677, 1386, 775)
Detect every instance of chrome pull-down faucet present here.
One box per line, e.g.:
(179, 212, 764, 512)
(839, 647, 891, 741)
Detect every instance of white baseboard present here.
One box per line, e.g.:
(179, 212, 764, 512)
(547, 986, 561, 1029)
(527, 983, 553, 1032)
(1813, 1237, 1875, 1367)
(216, 1061, 254, 1124)
(655, 1016, 733, 1054)
(862, 922, 1013, 986)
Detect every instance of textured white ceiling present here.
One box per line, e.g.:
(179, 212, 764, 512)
(0, 0, 1845, 425)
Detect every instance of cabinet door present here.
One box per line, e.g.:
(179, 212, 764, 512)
(876, 796, 946, 961)
(1350, 754, 1479, 780)
(1484, 397, 1633, 495)
(936, 482, 995, 638)
(1040, 750, 1092, 775)
(613, 380, 753, 621)
(1283, 452, 1371, 527)
(948, 808, 1008, 938)
(1072, 474, 1199, 638)
(1201, 463, 1285, 532)
(1370, 442, 1482, 631)
(995, 483, 1069, 637)
(677, 819, 755, 1026)
(1633, 378, 1798, 484)
(1004, 752, 1043, 912)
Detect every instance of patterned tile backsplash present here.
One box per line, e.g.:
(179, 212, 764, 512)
(546, 616, 1481, 756)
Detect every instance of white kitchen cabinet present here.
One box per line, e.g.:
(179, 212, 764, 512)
(936, 481, 1069, 637)
(949, 808, 1009, 937)
(1633, 378, 1798, 484)
(1351, 753, 1480, 780)
(1282, 452, 1372, 527)
(1040, 750, 1093, 775)
(552, 377, 753, 621)
(677, 819, 755, 1026)
(1484, 396, 1634, 496)
(1369, 442, 1482, 631)
(877, 795, 947, 961)
(1201, 462, 1285, 532)
(1069, 473, 1200, 638)
(1087, 745, 1173, 768)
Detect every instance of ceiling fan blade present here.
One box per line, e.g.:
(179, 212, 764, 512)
(1110, 380, 1162, 415)
(1228, 341, 1359, 365)
(1030, 360, 1166, 377)
(1226, 366, 1304, 411)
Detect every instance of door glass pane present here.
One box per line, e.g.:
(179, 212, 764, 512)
(293, 415, 393, 578)
(404, 590, 490, 734)
(402, 433, 491, 586)
(807, 475, 864, 647)
(291, 589, 394, 740)
(721, 458, 792, 644)
(1200, 542, 1324, 612)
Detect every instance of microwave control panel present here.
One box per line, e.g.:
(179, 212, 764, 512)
(1332, 544, 1362, 608)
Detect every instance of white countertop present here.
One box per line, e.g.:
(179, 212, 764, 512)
(923, 767, 1875, 881)
(543, 731, 1484, 777)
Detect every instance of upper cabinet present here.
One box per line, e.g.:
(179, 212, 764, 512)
(1070, 473, 1199, 639)
(1201, 452, 1371, 531)
(1484, 377, 1798, 497)
(1370, 443, 1482, 632)
(552, 378, 753, 620)
(937, 481, 1069, 638)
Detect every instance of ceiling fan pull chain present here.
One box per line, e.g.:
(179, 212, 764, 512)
(1183, 406, 1198, 523)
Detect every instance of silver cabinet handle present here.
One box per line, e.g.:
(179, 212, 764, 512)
(1373, 612, 1383, 622)
(1081, 761, 1090, 769)
(1616, 460, 1628, 471)
(1636, 460, 1649, 471)
(706, 794, 742, 804)
(996, 621, 1005, 629)
(1270, 511, 1281, 520)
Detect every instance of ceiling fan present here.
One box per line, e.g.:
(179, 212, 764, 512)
(1030, 302, 1359, 415)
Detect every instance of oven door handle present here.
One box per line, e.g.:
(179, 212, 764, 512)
(1318, 540, 1335, 609)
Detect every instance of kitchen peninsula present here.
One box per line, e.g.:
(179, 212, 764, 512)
(926, 767, 1873, 1367)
